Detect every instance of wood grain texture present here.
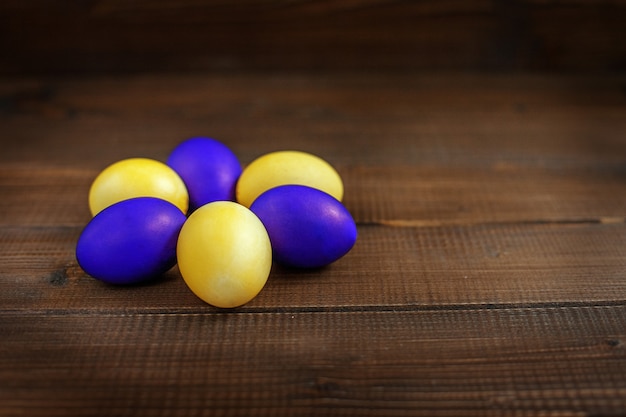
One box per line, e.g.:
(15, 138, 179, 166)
(2, 165, 625, 227)
(2, 73, 625, 168)
(2, 74, 625, 226)
(2, 221, 626, 313)
(1, 73, 625, 416)
(2, 307, 626, 417)
(1, 0, 626, 74)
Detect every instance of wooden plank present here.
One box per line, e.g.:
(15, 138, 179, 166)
(1, 306, 625, 416)
(344, 166, 626, 225)
(1, 1, 625, 73)
(1, 74, 625, 169)
(2, 164, 625, 228)
(2, 223, 624, 312)
(0, 167, 91, 227)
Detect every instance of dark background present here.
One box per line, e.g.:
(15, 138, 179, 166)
(1, 0, 625, 75)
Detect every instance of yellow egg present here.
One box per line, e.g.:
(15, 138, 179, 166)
(236, 150, 344, 207)
(88, 158, 189, 216)
(177, 201, 272, 308)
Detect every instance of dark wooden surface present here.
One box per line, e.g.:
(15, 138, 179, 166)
(1, 72, 625, 416)
(2, 0, 626, 74)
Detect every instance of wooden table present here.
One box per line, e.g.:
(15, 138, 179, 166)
(1, 72, 625, 416)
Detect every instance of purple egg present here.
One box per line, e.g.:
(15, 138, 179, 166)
(167, 137, 242, 211)
(76, 197, 187, 285)
(250, 185, 357, 268)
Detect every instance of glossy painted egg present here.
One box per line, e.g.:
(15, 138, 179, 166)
(167, 137, 242, 211)
(177, 201, 272, 308)
(250, 185, 357, 268)
(76, 197, 187, 285)
(236, 150, 344, 207)
(88, 158, 189, 216)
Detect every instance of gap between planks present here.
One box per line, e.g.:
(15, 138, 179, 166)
(3, 215, 625, 231)
(376, 217, 626, 228)
(5, 299, 626, 318)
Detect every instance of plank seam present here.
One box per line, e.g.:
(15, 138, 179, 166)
(2, 217, 624, 231)
(3, 300, 626, 317)
(371, 217, 626, 228)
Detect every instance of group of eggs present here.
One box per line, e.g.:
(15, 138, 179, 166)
(76, 137, 357, 308)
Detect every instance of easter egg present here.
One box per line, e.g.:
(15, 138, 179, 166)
(250, 185, 357, 268)
(167, 137, 242, 211)
(177, 201, 272, 308)
(236, 150, 344, 207)
(76, 197, 187, 285)
(88, 158, 189, 216)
